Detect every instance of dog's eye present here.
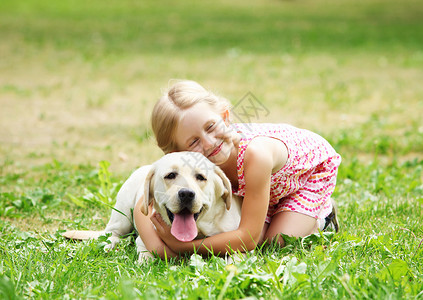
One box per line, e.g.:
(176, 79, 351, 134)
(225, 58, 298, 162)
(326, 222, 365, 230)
(196, 174, 207, 181)
(164, 172, 177, 180)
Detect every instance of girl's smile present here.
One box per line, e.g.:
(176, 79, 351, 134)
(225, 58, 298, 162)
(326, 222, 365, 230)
(208, 141, 223, 158)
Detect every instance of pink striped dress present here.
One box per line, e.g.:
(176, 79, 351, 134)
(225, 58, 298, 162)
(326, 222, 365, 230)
(232, 123, 341, 223)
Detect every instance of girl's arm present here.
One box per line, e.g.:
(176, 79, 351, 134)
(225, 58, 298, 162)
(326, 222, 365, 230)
(152, 140, 277, 256)
(133, 197, 178, 259)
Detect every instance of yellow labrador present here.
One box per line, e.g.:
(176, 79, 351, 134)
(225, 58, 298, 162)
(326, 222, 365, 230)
(63, 152, 241, 261)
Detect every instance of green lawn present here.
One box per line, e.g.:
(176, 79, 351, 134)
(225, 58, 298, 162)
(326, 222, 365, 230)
(1, 0, 422, 298)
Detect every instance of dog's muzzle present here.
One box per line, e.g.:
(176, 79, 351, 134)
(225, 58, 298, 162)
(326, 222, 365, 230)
(166, 188, 203, 242)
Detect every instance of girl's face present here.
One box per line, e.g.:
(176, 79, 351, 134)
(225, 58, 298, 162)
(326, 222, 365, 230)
(174, 102, 234, 166)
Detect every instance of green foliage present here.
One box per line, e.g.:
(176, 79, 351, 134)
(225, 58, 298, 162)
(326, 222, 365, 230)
(1, 161, 422, 297)
(1, 218, 421, 298)
(2, 156, 421, 299)
(329, 115, 423, 156)
(68, 160, 122, 209)
(1, 0, 423, 56)
(0, 160, 99, 218)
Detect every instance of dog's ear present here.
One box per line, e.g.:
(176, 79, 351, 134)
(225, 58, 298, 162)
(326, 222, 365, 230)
(140, 167, 155, 215)
(213, 166, 232, 210)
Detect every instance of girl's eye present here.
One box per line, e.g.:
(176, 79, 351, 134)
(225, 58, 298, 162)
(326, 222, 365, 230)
(189, 139, 199, 147)
(207, 123, 215, 132)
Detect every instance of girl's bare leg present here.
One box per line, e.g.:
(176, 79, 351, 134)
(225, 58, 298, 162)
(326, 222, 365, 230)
(263, 211, 318, 246)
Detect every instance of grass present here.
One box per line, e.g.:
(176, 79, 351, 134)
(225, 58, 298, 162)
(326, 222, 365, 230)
(1, 166, 422, 299)
(1, 0, 423, 298)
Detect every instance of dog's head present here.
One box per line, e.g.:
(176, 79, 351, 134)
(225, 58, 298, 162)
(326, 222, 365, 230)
(140, 151, 232, 242)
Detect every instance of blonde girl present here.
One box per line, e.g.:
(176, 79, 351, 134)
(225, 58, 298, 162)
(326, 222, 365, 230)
(134, 80, 341, 258)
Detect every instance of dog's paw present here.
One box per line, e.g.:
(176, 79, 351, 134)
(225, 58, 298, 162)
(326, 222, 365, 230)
(103, 236, 121, 252)
(137, 251, 155, 264)
(225, 252, 247, 265)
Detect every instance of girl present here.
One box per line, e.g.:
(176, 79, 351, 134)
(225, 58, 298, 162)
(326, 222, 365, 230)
(134, 80, 341, 258)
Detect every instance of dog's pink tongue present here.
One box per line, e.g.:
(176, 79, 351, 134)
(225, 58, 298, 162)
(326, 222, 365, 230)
(171, 213, 197, 242)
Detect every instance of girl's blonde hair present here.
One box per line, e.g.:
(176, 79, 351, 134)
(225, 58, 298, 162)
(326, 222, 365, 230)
(151, 80, 232, 153)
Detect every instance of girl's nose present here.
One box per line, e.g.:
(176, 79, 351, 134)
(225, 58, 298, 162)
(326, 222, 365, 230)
(202, 133, 216, 151)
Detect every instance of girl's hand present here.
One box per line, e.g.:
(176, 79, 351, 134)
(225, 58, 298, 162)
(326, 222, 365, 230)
(150, 212, 187, 253)
(133, 199, 178, 259)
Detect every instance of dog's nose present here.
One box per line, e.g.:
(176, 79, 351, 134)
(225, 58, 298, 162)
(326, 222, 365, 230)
(178, 188, 195, 206)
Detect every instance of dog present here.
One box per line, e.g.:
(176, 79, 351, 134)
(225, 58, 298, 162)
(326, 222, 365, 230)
(63, 151, 242, 261)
